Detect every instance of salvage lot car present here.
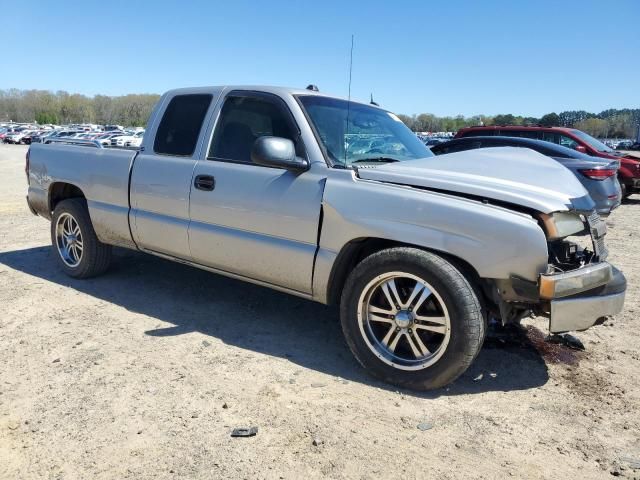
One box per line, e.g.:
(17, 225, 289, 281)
(455, 125, 640, 199)
(26, 86, 626, 390)
(430, 136, 622, 215)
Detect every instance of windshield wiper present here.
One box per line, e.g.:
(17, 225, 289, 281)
(351, 157, 401, 164)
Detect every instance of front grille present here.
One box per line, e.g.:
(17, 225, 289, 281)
(587, 210, 608, 260)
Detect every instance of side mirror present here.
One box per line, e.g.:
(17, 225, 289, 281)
(575, 145, 588, 154)
(251, 136, 309, 171)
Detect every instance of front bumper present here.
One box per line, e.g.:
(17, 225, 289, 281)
(546, 266, 626, 333)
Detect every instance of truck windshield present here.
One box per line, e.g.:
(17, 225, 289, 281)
(298, 95, 433, 167)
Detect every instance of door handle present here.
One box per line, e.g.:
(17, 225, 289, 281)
(194, 174, 215, 191)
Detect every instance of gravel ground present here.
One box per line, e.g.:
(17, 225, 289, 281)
(1, 143, 639, 479)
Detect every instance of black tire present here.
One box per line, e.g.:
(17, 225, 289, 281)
(619, 178, 628, 200)
(51, 198, 112, 278)
(340, 247, 484, 390)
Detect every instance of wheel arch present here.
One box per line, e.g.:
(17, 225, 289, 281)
(48, 182, 86, 213)
(325, 237, 485, 307)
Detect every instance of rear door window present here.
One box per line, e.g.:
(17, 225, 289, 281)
(154, 94, 213, 156)
(540, 131, 579, 150)
(540, 132, 558, 144)
(558, 135, 579, 149)
(498, 130, 539, 139)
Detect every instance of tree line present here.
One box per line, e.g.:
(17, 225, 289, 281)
(1, 88, 638, 137)
(0, 89, 160, 127)
(397, 108, 640, 138)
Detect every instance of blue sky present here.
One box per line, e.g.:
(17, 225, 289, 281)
(3, 0, 638, 116)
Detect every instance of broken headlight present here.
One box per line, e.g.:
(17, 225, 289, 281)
(538, 212, 586, 240)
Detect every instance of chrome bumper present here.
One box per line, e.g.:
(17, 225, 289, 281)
(547, 266, 626, 333)
(539, 262, 612, 299)
(550, 291, 625, 333)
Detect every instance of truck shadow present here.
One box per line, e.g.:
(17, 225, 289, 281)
(0, 246, 550, 397)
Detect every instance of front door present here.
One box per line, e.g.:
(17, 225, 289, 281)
(188, 91, 326, 294)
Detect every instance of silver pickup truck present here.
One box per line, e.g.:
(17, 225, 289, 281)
(26, 86, 626, 390)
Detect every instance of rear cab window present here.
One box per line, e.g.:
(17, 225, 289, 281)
(154, 94, 213, 156)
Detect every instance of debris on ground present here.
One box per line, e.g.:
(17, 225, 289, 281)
(416, 422, 433, 431)
(546, 333, 585, 351)
(231, 427, 258, 438)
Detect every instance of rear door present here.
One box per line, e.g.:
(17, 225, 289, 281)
(129, 92, 216, 259)
(188, 91, 326, 294)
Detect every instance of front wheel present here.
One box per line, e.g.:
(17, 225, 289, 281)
(51, 198, 112, 278)
(340, 247, 484, 390)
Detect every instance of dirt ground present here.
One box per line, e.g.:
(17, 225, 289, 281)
(1, 143, 639, 479)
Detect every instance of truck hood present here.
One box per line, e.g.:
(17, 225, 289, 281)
(356, 147, 592, 214)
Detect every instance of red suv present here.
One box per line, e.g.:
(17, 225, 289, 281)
(455, 126, 640, 198)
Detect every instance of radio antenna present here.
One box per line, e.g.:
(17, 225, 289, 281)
(348, 34, 354, 103)
(345, 34, 354, 164)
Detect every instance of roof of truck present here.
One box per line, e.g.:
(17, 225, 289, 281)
(162, 85, 378, 108)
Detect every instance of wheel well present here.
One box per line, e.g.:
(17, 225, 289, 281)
(49, 182, 85, 212)
(326, 238, 485, 307)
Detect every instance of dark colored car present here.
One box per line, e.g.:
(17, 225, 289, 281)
(424, 138, 448, 147)
(20, 131, 42, 145)
(431, 136, 621, 215)
(30, 131, 58, 143)
(455, 126, 640, 198)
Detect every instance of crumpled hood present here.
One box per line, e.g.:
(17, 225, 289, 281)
(356, 147, 592, 214)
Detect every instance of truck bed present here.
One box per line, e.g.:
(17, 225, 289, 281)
(27, 143, 138, 248)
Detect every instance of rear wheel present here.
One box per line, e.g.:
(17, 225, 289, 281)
(51, 198, 112, 278)
(340, 247, 484, 390)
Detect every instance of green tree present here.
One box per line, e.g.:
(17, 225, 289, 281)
(35, 112, 58, 124)
(574, 118, 609, 137)
(493, 114, 515, 125)
(539, 113, 560, 127)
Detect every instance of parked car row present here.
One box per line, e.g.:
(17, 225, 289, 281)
(616, 140, 640, 151)
(1, 124, 144, 148)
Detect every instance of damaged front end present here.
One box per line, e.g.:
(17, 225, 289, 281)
(489, 208, 626, 333)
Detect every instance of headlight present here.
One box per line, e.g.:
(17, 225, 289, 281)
(539, 212, 586, 240)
